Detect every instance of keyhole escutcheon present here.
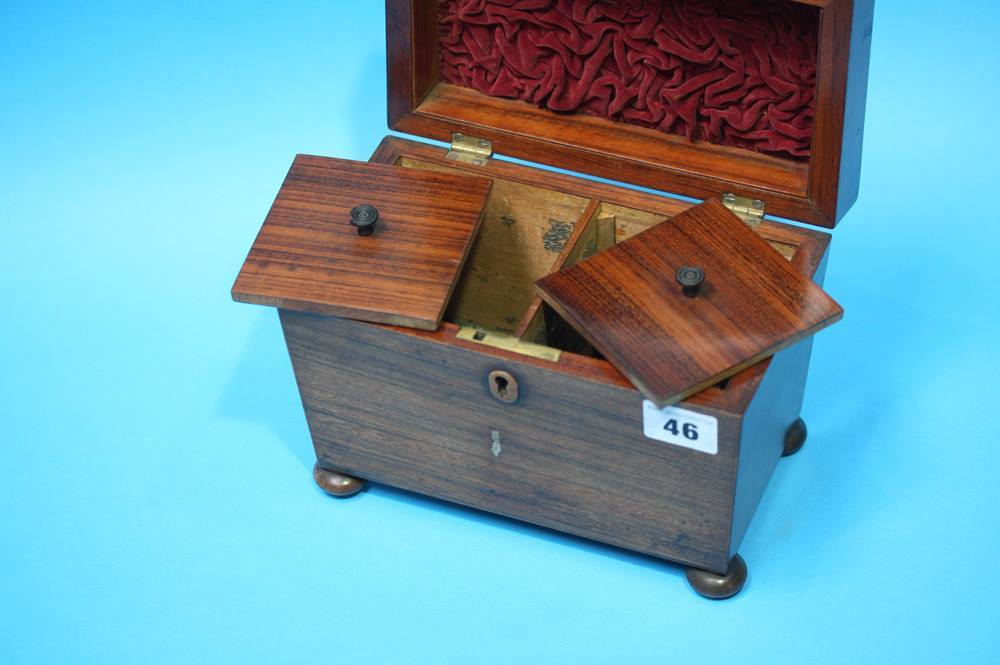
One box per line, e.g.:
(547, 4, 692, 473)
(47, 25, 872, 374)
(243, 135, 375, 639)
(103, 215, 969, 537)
(488, 369, 519, 404)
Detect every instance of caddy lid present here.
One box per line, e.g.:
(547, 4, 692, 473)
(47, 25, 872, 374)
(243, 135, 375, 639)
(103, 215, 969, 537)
(387, 0, 873, 228)
(232, 155, 492, 330)
(534, 199, 843, 408)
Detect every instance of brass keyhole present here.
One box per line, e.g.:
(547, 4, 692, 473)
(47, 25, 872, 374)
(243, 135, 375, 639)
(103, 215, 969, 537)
(488, 370, 519, 404)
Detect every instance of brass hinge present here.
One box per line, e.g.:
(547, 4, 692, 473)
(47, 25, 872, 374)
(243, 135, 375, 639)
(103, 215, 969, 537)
(446, 133, 493, 166)
(722, 193, 765, 229)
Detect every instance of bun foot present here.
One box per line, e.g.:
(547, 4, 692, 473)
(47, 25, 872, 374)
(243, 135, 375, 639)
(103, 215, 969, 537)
(313, 463, 367, 498)
(685, 555, 748, 600)
(782, 417, 808, 457)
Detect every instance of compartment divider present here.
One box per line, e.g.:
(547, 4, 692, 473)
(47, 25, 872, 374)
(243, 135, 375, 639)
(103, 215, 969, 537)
(516, 199, 605, 344)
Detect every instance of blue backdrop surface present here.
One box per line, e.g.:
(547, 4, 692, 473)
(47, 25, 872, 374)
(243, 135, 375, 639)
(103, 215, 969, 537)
(2, 2, 999, 663)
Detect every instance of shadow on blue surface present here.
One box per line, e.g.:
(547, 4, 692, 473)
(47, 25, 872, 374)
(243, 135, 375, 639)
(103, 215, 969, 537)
(216, 311, 316, 470)
(349, 50, 390, 158)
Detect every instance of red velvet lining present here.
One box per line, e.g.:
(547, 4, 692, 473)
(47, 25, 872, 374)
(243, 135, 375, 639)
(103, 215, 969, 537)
(439, 0, 819, 160)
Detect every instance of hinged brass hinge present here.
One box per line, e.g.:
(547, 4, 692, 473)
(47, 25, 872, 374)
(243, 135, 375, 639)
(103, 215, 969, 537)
(722, 193, 765, 229)
(446, 133, 493, 166)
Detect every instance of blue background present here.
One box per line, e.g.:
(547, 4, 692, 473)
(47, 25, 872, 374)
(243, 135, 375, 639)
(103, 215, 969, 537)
(3, 2, 999, 663)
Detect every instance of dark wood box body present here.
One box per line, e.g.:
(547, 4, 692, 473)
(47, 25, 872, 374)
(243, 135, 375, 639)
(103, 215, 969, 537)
(282, 137, 832, 574)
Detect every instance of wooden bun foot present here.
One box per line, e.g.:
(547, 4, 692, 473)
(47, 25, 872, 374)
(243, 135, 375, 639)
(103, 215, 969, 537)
(782, 417, 808, 458)
(685, 555, 748, 600)
(313, 462, 367, 498)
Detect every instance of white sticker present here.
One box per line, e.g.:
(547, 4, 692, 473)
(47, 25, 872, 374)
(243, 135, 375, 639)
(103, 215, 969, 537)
(642, 401, 718, 455)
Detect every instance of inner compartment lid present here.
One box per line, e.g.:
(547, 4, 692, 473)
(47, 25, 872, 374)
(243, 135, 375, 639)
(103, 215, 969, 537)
(387, 0, 873, 228)
(232, 155, 492, 330)
(534, 198, 843, 408)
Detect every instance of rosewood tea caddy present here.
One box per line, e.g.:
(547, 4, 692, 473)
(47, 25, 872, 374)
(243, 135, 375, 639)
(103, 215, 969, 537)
(233, 0, 873, 599)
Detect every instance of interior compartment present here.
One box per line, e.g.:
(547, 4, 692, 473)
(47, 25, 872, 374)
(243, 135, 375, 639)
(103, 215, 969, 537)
(394, 156, 804, 377)
(438, 0, 819, 161)
(398, 157, 591, 334)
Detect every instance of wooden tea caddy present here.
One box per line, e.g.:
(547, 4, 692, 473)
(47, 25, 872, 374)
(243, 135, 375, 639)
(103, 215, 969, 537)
(233, 0, 873, 599)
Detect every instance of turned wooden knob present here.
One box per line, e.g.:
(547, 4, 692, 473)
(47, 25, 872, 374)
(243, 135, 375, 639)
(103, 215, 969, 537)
(350, 205, 379, 236)
(676, 266, 705, 298)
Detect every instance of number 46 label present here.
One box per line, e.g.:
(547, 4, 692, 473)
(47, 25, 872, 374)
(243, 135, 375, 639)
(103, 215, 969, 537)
(642, 401, 718, 455)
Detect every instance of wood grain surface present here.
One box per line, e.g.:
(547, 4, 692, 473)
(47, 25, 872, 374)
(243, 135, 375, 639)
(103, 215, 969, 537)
(283, 309, 742, 572)
(535, 198, 843, 408)
(232, 155, 492, 330)
(386, 0, 873, 228)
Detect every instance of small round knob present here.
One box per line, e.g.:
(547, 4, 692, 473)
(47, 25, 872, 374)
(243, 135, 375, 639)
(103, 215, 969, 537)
(350, 205, 379, 236)
(676, 266, 705, 298)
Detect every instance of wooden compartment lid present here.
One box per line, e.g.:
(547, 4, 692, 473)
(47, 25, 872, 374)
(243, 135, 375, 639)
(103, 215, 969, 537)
(387, 0, 874, 229)
(535, 199, 843, 408)
(232, 155, 492, 330)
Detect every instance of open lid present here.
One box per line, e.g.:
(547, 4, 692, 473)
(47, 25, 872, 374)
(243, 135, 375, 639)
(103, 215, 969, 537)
(387, 0, 873, 228)
(232, 155, 492, 330)
(535, 199, 843, 408)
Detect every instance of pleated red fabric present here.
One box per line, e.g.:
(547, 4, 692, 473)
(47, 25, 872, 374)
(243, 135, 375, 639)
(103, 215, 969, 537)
(439, 0, 818, 160)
